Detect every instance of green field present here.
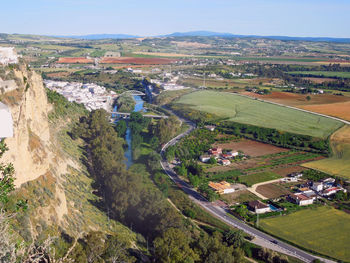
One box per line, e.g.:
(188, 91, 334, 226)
(260, 206, 350, 261)
(175, 90, 343, 138)
(288, 71, 350, 78)
(239, 172, 281, 186)
(303, 125, 350, 179)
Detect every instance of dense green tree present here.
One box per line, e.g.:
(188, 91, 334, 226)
(154, 228, 198, 263)
(224, 230, 245, 248)
(115, 119, 127, 137)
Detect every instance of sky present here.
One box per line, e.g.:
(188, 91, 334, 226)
(0, 0, 349, 38)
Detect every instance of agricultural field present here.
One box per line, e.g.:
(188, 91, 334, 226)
(256, 182, 293, 199)
(175, 90, 343, 138)
(287, 71, 350, 78)
(100, 57, 175, 64)
(213, 139, 288, 157)
(260, 206, 350, 261)
(303, 125, 350, 179)
(57, 57, 94, 63)
(221, 190, 260, 204)
(301, 101, 350, 121)
(241, 91, 350, 107)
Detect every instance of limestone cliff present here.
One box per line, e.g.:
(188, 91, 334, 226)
(0, 64, 133, 241)
(1, 65, 69, 223)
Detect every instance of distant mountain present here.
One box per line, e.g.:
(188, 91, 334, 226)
(52, 31, 350, 43)
(55, 34, 140, 40)
(162, 31, 350, 43)
(164, 31, 236, 37)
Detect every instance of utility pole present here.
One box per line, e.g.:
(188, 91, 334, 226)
(256, 207, 259, 228)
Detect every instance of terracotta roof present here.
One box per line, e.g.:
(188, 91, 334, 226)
(248, 200, 269, 209)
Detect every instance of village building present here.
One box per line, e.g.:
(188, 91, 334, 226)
(208, 181, 235, 194)
(0, 47, 18, 65)
(221, 159, 231, 166)
(289, 193, 314, 206)
(0, 102, 13, 139)
(311, 182, 323, 192)
(209, 147, 222, 155)
(199, 155, 211, 163)
(248, 200, 271, 214)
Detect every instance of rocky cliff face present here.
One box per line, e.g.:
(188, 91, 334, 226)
(0, 64, 133, 241)
(2, 65, 69, 222)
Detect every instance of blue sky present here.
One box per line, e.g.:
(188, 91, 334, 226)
(1, 0, 349, 37)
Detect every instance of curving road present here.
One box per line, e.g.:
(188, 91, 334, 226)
(160, 113, 334, 263)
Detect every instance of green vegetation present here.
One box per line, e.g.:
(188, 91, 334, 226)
(260, 206, 350, 262)
(239, 172, 281, 187)
(46, 88, 87, 120)
(174, 90, 343, 138)
(114, 93, 135, 112)
(288, 71, 350, 79)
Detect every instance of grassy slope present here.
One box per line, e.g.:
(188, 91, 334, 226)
(303, 125, 350, 179)
(175, 90, 343, 138)
(260, 206, 350, 261)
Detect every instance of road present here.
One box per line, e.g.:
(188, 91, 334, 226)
(160, 112, 331, 263)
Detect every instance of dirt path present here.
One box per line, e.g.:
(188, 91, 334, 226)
(247, 179, 282, 200)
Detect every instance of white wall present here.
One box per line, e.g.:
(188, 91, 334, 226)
(0, 102, 13, 138)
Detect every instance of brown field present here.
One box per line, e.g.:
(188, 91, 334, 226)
(241, 91, 350, 120)
(45, 71, 71, 78)
(256, 183, 292, 199)
(221, 190, 260, 205)
(272, 166, 307, 176)
(134, 51, 193, 57)
(302, 77, 335, 83)
(300, 101, 350, 121)
(100, 57, 175, 65)
(213, 139, 288, 157)
(57, 57, 94, 64)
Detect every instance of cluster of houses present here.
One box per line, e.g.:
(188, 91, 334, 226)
(246, 175, 348, 214)
(200, 147, 240, 166)
(44, 80, 117, 111)
(0, 47, 18, 65)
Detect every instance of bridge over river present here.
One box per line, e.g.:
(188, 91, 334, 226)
(110, 111, 168, 119)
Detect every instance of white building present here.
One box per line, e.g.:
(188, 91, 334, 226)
(289, 193, 314, 206)
(311, 182, 323, 192)
(199, 155, 211, 163)
(0, 102, 13, 139)
(248, 200, 271, 214)
(0, 47, 18, 65)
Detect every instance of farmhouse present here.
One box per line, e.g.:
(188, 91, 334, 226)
(289, 193, 314, 206)
(311, 182, 323, 192)
(248, 200, 271, 214)
(208, 181, 235, 194)
(227, 151, 239, 157)
(0, 102, 13, 139)
(209, 147, 222, 155)
(199, 155, 211, 163)
(221, 159, 231, 166)
(321, 187, 345, 197)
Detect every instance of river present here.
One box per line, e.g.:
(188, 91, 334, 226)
(118, 95, 145, 168)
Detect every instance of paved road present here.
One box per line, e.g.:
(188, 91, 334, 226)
(160, 113, 326, 263)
